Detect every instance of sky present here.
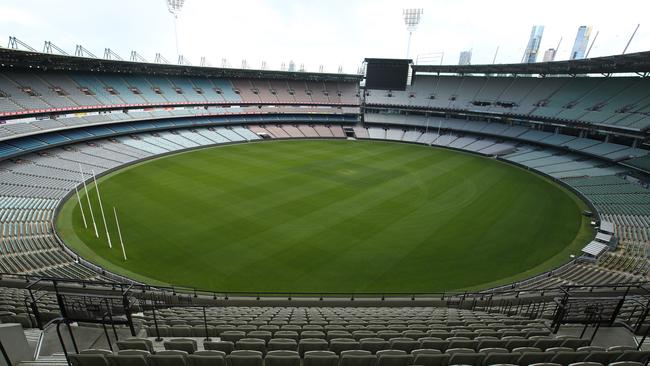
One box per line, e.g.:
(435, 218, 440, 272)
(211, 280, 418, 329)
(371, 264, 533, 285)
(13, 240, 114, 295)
(0, 0, 648, 73)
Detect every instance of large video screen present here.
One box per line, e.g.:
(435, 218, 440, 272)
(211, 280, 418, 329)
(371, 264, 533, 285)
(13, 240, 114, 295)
(365, 59, 410, 91)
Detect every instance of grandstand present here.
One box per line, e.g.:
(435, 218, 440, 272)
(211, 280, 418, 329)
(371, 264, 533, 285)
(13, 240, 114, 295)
(0, 43, 650, 366)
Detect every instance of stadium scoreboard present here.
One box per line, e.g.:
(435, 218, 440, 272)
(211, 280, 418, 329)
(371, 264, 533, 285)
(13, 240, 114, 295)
(364, 58, 412, 91)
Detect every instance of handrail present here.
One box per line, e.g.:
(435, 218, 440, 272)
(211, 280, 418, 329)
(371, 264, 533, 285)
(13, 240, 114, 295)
(2, 271, 650, 302)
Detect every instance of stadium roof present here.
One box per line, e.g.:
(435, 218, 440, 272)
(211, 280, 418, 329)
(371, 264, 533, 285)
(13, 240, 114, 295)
(0, 47, 362, 82)
(412, 51, 650, 75)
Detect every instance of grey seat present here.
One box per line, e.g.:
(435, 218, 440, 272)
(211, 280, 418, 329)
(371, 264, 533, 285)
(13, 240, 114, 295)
(550, 351, 588, 365)
(360, 338, 390, 354)
(267, 339, 297, 352)
(546, 347, 574, 354)
(418, 338, 447, 352)
(116, 339, 155, 353)
(327, 331, 353, 341)
(149, 350, 189, 366)
(506, 338, 535, 351)
(412, 353, 450, 366)
(533, 338, 565, 351)
(107, 350, 151, 366)
(330, 338, 359, 355)
(516, 351, 554, 366)
(339, 353, 377, 366)
(247, 331, 272, 344)
(235, 339, 266, 355)
(616, 351, 650, 364)
(222, 331, 247, 344)
(583, 351, 620, 365)
(483, 351, 521, 366)
(171, 326, 193, 337)
(376, 354, 412, 366)
(567, 363, 606, 366)
(353, 331, 378, 341)
(562, 338, 591, 350)
(411, 349, 441, 355)
(264, 351, 300, 366)
(81, 350, 114, 355)
(447, 339, 475, 350)
(298, 338, 329, 357)
(445, 348, 475, 355)
(303, 351, 339, 366)
(225, 350, 263, 366)
(204, 341, 234, 355)
(69, 354, 110, 366)
(388, 338, 419, 353)
(448, 351, 484, 366)
(188, 351, 227, 366)
(274, 331, 300, 342)
(301, 331, 326, 340)
(477, 339, 506, 350)
(478, 347, 508, 354)
(609, 362, 644, 366)
(164, 339, 198, 354)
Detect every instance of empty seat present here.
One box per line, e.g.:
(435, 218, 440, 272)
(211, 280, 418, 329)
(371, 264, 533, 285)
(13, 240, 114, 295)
(222, 331, 247, 344)
(517, 351, 554, 366)
(339, 353, 377, 366)
(69, 354, 110, 366)
(584, 351, 621, 365)
(376, 354, 412, 366)
(563, 338, 592, 350)
(360, 338, 390, 354)
(107, 350, 150, 366)
(448, 351, 484, 366)
(226, 350, 263, 366)
(616, 351, 650, 364)
(149, 350, 189, 366)
(483, 351, 521, 366)
(264, 350, 300, 366)
(274, 331, 300, 342)
(301, 331, 326, 340)
(412, 353, 450, 366)
(267, 339, 297, 352)
(116, 339, 154, 353)
(247, 331, 272, 344)
(235, 339, 266, 355)
(164, 339, 198, 354)
(330, 338, 359, 355)
(303, 351, 339, 366)
(418, 338, 447, 351)
(188, 351, 226, 366)
(609, 362, 645, 366)
(533, 338, 565, 351)
(388, 338, 419, 353)
(550, 351, 588, 365)
(298, 338, 329, 357)
(204, 341, 234, 355)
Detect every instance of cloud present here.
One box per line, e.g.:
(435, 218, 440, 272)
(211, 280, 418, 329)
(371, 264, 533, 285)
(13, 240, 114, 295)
(0, 0, 646, 71)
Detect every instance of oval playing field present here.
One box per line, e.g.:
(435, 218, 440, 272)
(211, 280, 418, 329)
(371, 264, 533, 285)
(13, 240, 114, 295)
(56, 139, 593, 293)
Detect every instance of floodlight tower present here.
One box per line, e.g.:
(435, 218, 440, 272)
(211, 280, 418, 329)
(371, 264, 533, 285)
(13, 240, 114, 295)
(403, 8, 423, 58)
(166, 0, 186, 59)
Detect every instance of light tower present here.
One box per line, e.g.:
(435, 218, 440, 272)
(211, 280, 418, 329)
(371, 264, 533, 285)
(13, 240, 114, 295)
(166, 0, 186, 59)
(403, 8, 423, 58)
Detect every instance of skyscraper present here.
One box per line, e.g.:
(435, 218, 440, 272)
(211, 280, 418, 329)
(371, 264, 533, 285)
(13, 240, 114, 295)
(570, 26, 592, 60)
(459, 50, 472, 65)
(523, 25, 544, 63)
(543, 48, 556, 62)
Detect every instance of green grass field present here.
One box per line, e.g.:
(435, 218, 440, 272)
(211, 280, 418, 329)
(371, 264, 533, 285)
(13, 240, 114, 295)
(56, 139, 593, 293)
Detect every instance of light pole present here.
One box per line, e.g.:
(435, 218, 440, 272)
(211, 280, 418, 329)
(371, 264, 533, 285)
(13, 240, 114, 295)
(166, 0, 186, 59)
(403, 8, 423, 58)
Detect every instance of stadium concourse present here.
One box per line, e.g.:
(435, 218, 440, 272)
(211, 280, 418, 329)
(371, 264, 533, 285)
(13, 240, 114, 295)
(0, 48, 650, 365)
